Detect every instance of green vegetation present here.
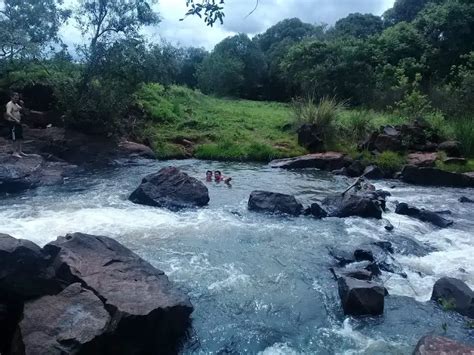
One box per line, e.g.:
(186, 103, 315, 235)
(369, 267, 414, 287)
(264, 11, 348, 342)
(438, 297, 457, 312)
(136, 85, 305, 161)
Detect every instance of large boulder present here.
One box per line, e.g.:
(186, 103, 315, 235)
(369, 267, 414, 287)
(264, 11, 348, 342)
(248, 191, 303, 216)
(414, 335, 474, 354)
(395, 203, 453, 228)
(322, 191, 387, 219)
(12, 283, 110, 355)
(269, 152, 352, 171)
(297, 124, 324, 152)
(400, 165, 474, 188)
(0, 154, 74, 194)
(337, 277, 386, 316)
(0, 234, 61, 299)
(431, 277, 474, 318)
(407, 152, 438, 167)
(438, 141, 462, 157)
(43, 233, 193, 354)
(129, 167, 210, 210)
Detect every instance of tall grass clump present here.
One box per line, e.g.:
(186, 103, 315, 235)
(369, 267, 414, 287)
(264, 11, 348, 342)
(451, 117, 474, 157)
(291, 96, 345, 145)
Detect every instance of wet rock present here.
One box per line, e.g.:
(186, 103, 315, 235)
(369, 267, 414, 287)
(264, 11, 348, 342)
(459, 196, 474, 203)
(363, 165, 384, 179)
(305, 203, 328, 219)
(322, 192, 385, 219)
(400, 165, 474, 188)
(12, 283, 110, 355)
(0, 233, 61, 300)
(0, 154, 74, 194)
(0, 300, 22, 354)
(346, 160, 365, 177)
(337, 277, 386, 316)
(384, 220, 394, 231)
(118, 141, 156, 159)
(343, 270, 373, 281)
(297, 124, 324, 152)
(328, 247, 356, 266)
(332, 167, 348, 176)
(269, 152, 352, 171)
(386, 235, 436, 257)
(248, 191, 303, 216)
(372, 241, 394, 254)
(438, 141, 462, 157)
(414, 335, 474, 354)
(395, 203, 454, 228)
(407, 152, 438, 167)
(431, 277, 474, 318)
(129, 167, 210, 210)
(44, 233, 194, 354)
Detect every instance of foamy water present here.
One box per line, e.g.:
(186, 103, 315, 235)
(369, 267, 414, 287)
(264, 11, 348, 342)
(1, 159, 473, 353)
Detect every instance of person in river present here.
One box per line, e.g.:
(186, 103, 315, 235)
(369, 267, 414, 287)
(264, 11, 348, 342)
(206, 170, 213, 182)
(4, 92, 43, 158)
(214, 170, 232, 184)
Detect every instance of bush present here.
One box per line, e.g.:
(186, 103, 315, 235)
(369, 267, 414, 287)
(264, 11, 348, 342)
(451, 117, 474, 157)
(375, 151, 406, 172)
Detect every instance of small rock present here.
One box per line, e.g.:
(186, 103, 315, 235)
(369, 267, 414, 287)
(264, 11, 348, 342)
(363, 165, 384, 179)
(414, 335, 474, 355)
(431, 277, 474, 318)
(338, 277, 386, 316)
(248, 191, 303, 216)
(459, 196, 474, 203)
(395, 203, 453, 228)
(384, 220, 394, 231)
(305, 203, 328, 219)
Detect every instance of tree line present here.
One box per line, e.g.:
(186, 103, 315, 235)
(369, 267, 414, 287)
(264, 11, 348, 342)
(1, 0, 473, 134)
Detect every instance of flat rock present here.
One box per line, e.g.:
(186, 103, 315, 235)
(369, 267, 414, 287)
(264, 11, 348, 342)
(431, 277, 474, 318)
(44, 233, 193, 354)
(12, 283, 110, 355)
(401, 165, 474, 188)
(395, 203, 453, 228)
(438, 141, 462, 157)
(118, 141, 156, 159)
(129, 167, 210, 210)
(269, 152, 352, 170)
(338, 277, 386, 316)
(248, 191, 303, 216)
(407, 152, 438, 167)
(414, 335, 474, 354)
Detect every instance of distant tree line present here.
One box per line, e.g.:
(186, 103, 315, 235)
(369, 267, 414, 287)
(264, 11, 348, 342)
(1, 0, 473, 134)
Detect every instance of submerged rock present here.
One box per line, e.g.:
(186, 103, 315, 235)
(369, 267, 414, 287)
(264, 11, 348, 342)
(248, 191, 303, 216)
(129, 166, 210, 210)
(304, 203, 328, 219)
(12, 283, 110, 355)
(395, 203, 453, 228)
(0, 154, 74, 194)
(337, 277, 386, 316)
(0, 234, 61, 300)
(44, 233, 193, 354)
(400, 165, 474, 188)
(269, 152, 352, 171)
(431, 277, 474, 318)
(459, 196, 474, 203)
(414, 335, 474, 355)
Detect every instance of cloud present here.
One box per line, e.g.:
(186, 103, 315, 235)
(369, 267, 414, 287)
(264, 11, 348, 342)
(60, 0, 396, 50)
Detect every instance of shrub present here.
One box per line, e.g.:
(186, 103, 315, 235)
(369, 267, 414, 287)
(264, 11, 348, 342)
(375, 151, 406, 172)
(451, 117, 474, 157)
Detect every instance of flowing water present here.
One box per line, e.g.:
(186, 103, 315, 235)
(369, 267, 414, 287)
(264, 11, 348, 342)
(1, 159, 473, 354)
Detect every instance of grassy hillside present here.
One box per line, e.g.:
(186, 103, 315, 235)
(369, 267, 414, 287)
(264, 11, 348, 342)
(135, 84, 306, 161)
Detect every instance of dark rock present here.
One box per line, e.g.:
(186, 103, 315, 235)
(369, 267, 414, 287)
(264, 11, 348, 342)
(395, 203, 454, 228)
(374, 134, 403, 152)
(269, 152, 352, 171)
(337, 277, 386, 316)
(400, 165, 474, 188)
(129, 167, 210, 210)
(407, 152, 438, 167)
(343, 270, 373, 281)
(305, 203, 328, 219)
(0, 300, 22, 354)
(373, 241, 394, 254)
(386, 235, 436, 257)
(322, 192, 385, 219)
(431, 277, 474, 318)
(0, 154, 74, 194)
(44, 233, 193, 354)
(414, 335, 474, 355)
(384, 220, 394, 231)
(363, 165, 384, 179)
(459, 196, 474, 203)
(0, 233, 61, 300)
(331, 167, 348, 176)
(443, 157, 467, 165)
(346, 160, 365, 177)
(328, 247, 356, 266)
(297, 124, 324, 152)
(438, 141, 462, 157)
(248, 191, 303, 216)
(12, 283, 110, 355)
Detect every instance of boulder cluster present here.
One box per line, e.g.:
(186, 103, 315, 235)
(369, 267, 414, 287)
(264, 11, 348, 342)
(0, 233, 193, 355)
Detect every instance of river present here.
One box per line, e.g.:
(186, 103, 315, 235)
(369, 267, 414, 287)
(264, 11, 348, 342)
(1, 159, 473, 354)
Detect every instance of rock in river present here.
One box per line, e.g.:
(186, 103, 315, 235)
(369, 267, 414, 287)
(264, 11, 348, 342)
(322, 191, 388, 219)
(395, 203, 453, 228)
(431, 277, 474, 318)
(129, 166, 210, 210)
(414, 335, 474, 354)
(248, 191, 303, 216)
(44, 233, 194, 354)
(269, 152, 352, 171)
(338, 276, 386, 316)
(400, 165, 474, 188)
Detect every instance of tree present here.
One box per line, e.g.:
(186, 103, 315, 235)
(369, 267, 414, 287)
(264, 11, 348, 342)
(332, 13, 384, 39)
(176, 47, 208, 88)
(0, 0, 69, 60)
(383, 0, 436, 25)
(197, 53, 244, 96)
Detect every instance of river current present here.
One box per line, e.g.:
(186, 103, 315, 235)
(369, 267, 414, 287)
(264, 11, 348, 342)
(1, 159, 473, 354)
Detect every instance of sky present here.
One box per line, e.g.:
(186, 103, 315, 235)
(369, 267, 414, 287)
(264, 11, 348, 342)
(62, 0, 396, 51)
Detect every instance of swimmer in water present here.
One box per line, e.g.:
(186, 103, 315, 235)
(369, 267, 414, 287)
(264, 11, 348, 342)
(214, 170, 232, 184)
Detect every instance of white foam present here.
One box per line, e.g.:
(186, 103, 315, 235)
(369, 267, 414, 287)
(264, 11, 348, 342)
(258, 343, 300, 355)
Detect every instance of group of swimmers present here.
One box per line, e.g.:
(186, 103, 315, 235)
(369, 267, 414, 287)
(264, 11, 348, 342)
(206, 170, 232, 184)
